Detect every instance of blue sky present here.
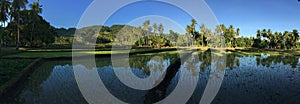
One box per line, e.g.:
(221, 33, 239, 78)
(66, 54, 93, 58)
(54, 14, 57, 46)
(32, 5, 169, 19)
(30, 0, 300, 37)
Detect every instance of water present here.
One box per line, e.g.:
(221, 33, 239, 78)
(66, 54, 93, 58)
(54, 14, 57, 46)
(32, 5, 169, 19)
(1, 51, 300, 104)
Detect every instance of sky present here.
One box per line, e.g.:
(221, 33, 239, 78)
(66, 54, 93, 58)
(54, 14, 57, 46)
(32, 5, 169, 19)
(29, 0, 300, 37)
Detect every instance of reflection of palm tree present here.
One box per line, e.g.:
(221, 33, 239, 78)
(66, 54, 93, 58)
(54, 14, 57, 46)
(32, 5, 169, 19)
(144, 51, 194, 103)
(199, 50, 212, 72)
(226, 53, 240, 70)
(256, 55, 299, 68)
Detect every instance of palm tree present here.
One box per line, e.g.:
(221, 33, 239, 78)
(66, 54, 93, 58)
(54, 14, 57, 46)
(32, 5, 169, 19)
(190, 19, 197, 45)
(283, 31, 290, 49)
(256, 29, 261, 39)
(152, 23, 157, 36)
(29, 1, 42, 47)
(158, 23, 164, 37)
(200, 24, 206, 47)
(0, 0, 11, 47)
(235, 28, 240, 47)
(142, 20, 150, 46)
(186, 25, 191, 46)
(228, 25, 235, 47)
(0, 0, 10, 27)
(12, 0, 28, 50)
(292, 29, 299, 42)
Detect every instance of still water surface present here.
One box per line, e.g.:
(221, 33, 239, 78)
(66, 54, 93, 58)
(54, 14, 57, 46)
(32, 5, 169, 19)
(2, 51, 300, 104)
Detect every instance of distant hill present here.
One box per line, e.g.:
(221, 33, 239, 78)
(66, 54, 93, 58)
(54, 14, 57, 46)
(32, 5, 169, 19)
(54, 28, 76, 36)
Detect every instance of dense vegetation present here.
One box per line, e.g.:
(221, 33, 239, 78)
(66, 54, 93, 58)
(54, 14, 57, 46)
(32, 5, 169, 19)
(184, 19, 299, 49)
(0, 0, 56, 48)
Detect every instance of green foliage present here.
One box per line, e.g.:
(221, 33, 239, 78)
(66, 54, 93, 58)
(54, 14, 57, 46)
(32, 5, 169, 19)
(54, 36, 73, 44)
(1, 0, 56, 48)
(135, 35, 171, 48)
(252, 29, 299, 49)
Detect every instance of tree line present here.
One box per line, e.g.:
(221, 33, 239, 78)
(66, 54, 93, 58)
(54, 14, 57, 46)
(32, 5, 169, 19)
(184, 19, 299, 49)
(71, 19, 300, 49)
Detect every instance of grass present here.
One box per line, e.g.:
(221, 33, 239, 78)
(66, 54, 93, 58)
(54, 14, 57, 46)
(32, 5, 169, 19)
(3, 48, 178, 58)
(0, 47, 22, 57)
(0, 59, 33, 85)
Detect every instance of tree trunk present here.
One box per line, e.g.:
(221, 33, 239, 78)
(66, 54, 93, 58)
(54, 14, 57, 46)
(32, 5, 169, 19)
(30, 23, 35, 48)
(202, 35, 204, 47)
(16, 13, 20, 50)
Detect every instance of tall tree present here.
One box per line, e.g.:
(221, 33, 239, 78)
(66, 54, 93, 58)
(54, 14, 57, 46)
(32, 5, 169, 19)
(283, 31, 291, 49)
(12, 0, 28, 50)
(0, 0, 11, 47)
(186, 25, 191, 46)
(190, 19, 197, 45)
(152, 23, 157, 36)
(256, 29, 261, 39)
(228, 25, 235, 47)
(158, 23, 164, 37)
(200, 24, 206, 47)
(29, 1, 42, 47)
(0, 0, 10, 27)
(142, 20, 150, 46)
(234, 28, 240, 47)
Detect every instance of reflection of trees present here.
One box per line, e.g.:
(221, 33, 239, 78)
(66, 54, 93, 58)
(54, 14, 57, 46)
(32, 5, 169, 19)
(256, 55, 299, 68)
(198, 50, 211, 72)
(144, 51, 194, 103)
(199, 50, 299, 71)
(185, 54, 200, 76)
(128, 52, 179, 75)
(226, 53, 240, 70)
(198, 50, 236, 71)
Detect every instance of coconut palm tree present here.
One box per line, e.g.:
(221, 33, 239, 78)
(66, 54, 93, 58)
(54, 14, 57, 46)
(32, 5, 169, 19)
(158, 23, 164, 37)
(152, 23, 157, 36)
(0, 0, 11, 47)
(29, 1, 42, 47)
(190, 19, 197, 45)
(186, 25, 191, 46)
(200, 24, 206, 47)
(142, 20, 150, 46)
(256, 29, 261, 39)
(12, 0, 28, 50)
(235, 28, 240, 47)
(0, 0, 11, 27)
